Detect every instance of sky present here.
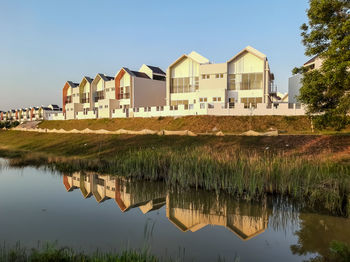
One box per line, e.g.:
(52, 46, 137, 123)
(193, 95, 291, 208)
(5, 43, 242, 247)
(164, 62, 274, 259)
(0, 0, 310, 110)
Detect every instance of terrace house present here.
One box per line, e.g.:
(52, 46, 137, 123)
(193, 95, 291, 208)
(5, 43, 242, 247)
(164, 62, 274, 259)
(63, 81, 81, 120)
(166, 46, 275, 113)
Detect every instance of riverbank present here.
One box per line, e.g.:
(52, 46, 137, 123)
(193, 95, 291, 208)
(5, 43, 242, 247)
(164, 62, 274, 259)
(0, 130, 349, 216)
(37, 115, 318, 134)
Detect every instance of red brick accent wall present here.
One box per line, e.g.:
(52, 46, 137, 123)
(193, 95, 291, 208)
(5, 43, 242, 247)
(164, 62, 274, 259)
(62, 82, 70, 113)
(115, 70, 125, 100)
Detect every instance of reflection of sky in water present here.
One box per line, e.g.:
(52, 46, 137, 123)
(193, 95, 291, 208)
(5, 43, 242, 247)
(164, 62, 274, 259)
(0, 164, 336, 261)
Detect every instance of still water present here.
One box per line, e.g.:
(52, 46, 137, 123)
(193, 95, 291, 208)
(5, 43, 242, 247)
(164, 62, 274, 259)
(0, 160, 349, 261)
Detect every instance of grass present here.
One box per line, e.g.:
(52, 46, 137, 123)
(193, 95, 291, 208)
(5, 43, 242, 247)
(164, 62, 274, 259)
(0, 130, 349, 216)
(37, 115, 319, 134)
(0, 242, 163, 262)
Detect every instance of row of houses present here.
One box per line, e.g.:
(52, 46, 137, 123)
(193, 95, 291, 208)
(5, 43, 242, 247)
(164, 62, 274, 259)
(57, 46, 304, 120)
(1, 46, 310, 122)
(0, 104, 62, 122)
(64, 172, 270, 241)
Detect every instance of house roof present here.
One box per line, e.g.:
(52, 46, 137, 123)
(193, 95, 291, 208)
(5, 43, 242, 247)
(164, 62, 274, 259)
(67, 81, 79, 88)
(168, 51, 210, 69)
(131, 71, 150, 79)
(98, 73, 114, 81)
(84, 76, 93, 83)
(227, 46, 267, 63)
(303, 55, 318, 65)
(146, 65, 166, 75)
(121, 67, 151, 79)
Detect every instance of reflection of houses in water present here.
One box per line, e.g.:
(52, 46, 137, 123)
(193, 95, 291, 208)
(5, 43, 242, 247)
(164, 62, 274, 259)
(63, 173, 270, 240)
(166, 191, 270, 241)
(63, 173, 166, 213)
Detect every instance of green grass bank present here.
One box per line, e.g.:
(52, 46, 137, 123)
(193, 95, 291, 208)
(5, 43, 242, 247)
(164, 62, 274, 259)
(0, 130, 349, 216)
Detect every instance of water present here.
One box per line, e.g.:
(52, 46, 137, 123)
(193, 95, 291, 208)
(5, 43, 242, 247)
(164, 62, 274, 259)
(0, 161, 349, 261)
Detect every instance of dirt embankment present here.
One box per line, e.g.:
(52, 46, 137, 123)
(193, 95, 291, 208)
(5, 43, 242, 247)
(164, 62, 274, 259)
(37, 116, 315, 134)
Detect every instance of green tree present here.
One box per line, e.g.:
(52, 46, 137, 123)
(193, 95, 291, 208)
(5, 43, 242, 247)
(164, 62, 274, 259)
(293, 0, 350, 130)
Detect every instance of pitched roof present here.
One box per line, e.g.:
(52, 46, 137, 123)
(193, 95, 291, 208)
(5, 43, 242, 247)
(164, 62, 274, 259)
(97, 73, 114, 81)
(188, 51, 210, 64)
(67, 81, 79, 88)
(227, 46, 267, 63)
(121, 67, 151, 79)
(168, 51, 210, 69)
(146, 65, 166, 75)
(84, 76, 93, 83)
(303, 55, 318, 65)
(130, 71, 150, 79)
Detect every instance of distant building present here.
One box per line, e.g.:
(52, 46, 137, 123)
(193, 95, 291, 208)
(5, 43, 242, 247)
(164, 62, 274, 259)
(288, 55, 323, 105)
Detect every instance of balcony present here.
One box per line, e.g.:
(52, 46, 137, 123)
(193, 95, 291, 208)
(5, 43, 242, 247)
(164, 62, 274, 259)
(81, 98, 90, 103)
(94, 91, 105, 102)
(65, 96, 72, 104)
(119, 93, 130, 99)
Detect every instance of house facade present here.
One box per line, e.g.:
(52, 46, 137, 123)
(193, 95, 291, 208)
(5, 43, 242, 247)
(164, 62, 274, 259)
(63, 81, 81, 120)
(288, 55, 323, 104)
(166, 46, 275, 113)
(113, 65, 166, 118)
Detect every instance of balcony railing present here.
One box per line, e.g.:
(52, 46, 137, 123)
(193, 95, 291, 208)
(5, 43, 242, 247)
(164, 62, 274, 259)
(65, 97, 72, 104)
(81, 98, 90, 103)
(119, 93, 130, 99)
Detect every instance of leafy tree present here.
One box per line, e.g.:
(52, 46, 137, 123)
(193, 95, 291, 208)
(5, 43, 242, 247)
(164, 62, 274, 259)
(293, 0, 350, 130)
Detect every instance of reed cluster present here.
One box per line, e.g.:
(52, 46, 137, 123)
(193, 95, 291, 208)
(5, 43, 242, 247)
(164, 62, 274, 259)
(4, 146, 349, 217)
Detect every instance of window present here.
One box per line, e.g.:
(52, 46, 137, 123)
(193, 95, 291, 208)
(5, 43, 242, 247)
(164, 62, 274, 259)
(229, 98, 235, 108)
(229, 73, 263, 90)
(170, 100, 189, 106)
(170, 77, 198, 93)
(104, 105, 108, 108)
(202, 74, 210, 79)
(241, 97, 263, 108)
(199, 97, 207, 102)
(215, 74, 224, 79)
(200, 103, 205, 109)
(212, 97, 221, 102)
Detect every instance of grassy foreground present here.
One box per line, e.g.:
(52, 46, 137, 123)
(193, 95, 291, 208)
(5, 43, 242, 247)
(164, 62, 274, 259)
(38, 115, 317, 134)
(0, 130, 349, 216)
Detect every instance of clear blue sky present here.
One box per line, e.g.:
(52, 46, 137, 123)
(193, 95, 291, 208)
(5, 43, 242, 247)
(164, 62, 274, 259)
(0, 0, 310, 110)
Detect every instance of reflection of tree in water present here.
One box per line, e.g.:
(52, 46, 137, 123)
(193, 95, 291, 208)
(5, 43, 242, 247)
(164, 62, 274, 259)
(290, 213, 350, 261)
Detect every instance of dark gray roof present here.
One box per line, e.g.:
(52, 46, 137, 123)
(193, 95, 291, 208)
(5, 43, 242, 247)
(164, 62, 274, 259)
(130, 71, 150, 79)
(67, 81, 79, 88)
(147, 65, 166, 75)
(84, 76, 93, 83)
(97, 73, 114, 81)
